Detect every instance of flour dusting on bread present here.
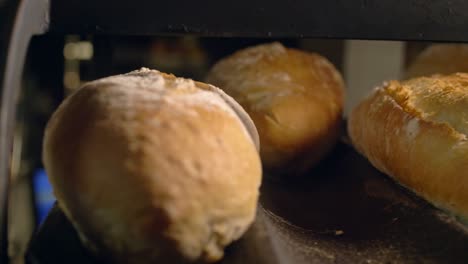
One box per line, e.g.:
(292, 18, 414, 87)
(405, 118, 420, 140)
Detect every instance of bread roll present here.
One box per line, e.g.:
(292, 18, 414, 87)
(348, 73, 468, 222)
(405, 44, 468, 79)
(42, 68, 262, 263)
(206, 42, 345, 176)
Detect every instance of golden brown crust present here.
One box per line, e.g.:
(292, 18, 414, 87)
(206, 42, 344, 176)
(348, 73, 468, 222)
(405, 44, 468, 79)
(42, 68, 262, 263)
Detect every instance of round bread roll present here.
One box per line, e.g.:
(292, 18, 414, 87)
(405, 44, 468, 79)
(42, 68, 262, 263)
(348, 73, 468, 222)
(206, 42, 345, 176)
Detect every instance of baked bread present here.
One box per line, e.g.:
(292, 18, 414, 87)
(348, 73, 468, 222)
(405, 44, 468, 79)
(206, 42, 345, 176)
(42, 68, 262, 263)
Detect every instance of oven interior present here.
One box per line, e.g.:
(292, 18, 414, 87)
(2, 0, 468, 263)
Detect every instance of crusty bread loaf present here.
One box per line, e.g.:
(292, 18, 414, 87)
(405, 44, 468, 79)
(42, 68, 262, 263)
(348, 73, 468, 222)
(206, 42, 345, 176)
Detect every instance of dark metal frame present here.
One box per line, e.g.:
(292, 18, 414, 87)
(0, 0, 49, 261)
(3, 0, 468, 261)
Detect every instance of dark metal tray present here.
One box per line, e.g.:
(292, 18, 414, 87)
(25, 143, 468, 263)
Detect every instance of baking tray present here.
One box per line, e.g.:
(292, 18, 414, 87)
(25, 142, 468, 263)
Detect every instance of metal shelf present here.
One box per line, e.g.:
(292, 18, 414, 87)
(49, 0, 468, 42)
(26, 143, 468, 264)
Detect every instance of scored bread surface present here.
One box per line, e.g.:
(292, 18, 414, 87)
(349, 73, 468, 222)
(206, 42, 344, 175)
